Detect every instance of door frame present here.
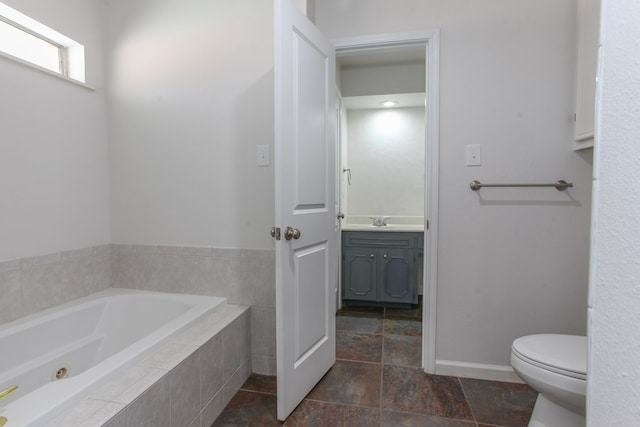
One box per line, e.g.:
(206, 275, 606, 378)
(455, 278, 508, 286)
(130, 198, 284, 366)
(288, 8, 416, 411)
(332, 30, 440, 373)
(335, 89, 344, 313)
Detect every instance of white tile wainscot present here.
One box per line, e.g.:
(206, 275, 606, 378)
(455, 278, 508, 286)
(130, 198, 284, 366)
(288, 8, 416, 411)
(49, 303, 251, 427)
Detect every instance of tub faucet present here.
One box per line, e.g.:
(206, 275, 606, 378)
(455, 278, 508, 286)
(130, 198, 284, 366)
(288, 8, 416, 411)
(0, 385, 17, 400)
(0, 385, 18, 426)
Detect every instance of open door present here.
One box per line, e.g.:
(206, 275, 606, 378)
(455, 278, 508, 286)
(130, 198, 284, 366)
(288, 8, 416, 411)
(274, 0, 337, 420)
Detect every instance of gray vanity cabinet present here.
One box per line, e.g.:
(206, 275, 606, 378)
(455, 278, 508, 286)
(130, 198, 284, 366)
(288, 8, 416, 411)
(342, 231, 420, 304)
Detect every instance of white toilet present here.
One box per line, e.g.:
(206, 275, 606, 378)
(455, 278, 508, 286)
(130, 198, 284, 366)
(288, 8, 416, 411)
(511, 334, 587, 427)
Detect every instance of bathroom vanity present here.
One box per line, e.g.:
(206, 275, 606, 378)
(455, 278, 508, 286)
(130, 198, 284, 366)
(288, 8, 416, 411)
(342, 227, 423, 305)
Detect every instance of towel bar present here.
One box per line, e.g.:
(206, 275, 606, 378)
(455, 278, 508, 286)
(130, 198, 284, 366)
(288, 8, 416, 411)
(470, 180, 573, 191)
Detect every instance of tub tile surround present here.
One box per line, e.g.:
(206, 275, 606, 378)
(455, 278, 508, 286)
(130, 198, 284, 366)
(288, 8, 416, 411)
(49, 304, 251, 427)
(111, 244, 276, 376)
(110, 244, 273, 305)
(0, 245, 112, 324)
(0, 240, 276, 425)
(0, 242, 278, 376)
(250, 307, 277, 375)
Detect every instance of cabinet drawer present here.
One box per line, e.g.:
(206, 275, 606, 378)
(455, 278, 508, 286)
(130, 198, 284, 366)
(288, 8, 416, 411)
(343, 231, 416, 249)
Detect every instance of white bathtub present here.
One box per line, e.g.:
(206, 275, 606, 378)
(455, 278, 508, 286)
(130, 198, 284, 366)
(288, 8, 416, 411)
(0, 288, 225, 427)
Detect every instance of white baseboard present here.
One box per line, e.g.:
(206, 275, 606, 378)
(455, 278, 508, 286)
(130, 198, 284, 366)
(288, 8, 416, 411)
(435, 360, 524, 383)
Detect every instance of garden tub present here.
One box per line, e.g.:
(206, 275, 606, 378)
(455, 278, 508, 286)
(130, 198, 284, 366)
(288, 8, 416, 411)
(0, 288, 225, 427)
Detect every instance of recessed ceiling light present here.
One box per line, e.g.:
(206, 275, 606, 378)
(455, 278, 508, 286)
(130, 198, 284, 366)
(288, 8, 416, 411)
(381, 100, 398, 108)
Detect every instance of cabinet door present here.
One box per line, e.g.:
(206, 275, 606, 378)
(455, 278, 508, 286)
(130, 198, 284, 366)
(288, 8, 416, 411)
(343, 249, 377, 301)
(379, 249, 416, 304)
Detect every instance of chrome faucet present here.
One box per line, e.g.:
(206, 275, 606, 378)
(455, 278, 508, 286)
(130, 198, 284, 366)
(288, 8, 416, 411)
(370, 216, 389, 226)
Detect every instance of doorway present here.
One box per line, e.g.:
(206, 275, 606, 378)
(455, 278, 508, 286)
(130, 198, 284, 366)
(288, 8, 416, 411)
(273, 3, 439, 415)
(334, 32, 440, 373)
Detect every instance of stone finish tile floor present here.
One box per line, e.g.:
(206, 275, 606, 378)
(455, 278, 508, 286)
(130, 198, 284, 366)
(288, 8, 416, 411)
(213, 303, 537, 426)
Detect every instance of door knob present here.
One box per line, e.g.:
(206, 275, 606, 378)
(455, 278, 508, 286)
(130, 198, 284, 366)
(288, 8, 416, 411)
(284, 226, 301, 240)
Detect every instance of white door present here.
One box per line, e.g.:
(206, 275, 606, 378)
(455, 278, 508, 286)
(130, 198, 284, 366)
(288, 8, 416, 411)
(274, 0, 337, 421)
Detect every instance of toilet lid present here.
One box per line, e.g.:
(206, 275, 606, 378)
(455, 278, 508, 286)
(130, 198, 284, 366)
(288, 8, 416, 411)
(512, 334, 587, 380)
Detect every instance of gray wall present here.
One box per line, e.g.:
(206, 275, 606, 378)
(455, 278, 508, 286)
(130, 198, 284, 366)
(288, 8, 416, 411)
(104, 0, 275, 251)
(317, 0, 592, 369)
(0, 0, 110, 261)
(341, 62, 426, 96)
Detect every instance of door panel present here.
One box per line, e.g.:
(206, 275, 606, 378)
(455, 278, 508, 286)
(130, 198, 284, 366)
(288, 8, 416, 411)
(275, 0, 337, 420)
(294, 243, 329, 361)
(294, 33, 327, 207)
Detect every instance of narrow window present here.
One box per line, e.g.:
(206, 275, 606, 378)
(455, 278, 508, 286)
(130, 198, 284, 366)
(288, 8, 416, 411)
(0, 18, 62, 74)
(0, 3, 85, 82)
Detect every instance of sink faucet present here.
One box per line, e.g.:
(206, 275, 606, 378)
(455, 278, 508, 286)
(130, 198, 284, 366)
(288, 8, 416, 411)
(370, 216, 389, 226)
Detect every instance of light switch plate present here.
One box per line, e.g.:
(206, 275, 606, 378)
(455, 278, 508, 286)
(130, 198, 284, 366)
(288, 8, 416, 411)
(466, 144, 481, 166)
(257, 144, 270, 166)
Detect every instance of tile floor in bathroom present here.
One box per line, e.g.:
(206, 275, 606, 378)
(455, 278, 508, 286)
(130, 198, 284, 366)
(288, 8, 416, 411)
(212, 302, 537, 426)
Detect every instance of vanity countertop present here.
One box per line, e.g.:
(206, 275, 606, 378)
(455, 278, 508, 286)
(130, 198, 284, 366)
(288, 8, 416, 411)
(341, 224, 424, 232)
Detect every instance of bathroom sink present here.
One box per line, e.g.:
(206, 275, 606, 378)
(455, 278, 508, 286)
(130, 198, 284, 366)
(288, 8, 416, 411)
(341, 224, 424, 232)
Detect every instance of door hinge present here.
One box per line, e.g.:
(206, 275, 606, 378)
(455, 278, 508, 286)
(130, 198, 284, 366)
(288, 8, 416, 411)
(270, 227, 281, 241)
(426, 220, 429, 230)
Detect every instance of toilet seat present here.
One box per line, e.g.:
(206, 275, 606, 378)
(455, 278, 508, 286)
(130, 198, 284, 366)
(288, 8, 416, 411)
(512, 334, 586, 380)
